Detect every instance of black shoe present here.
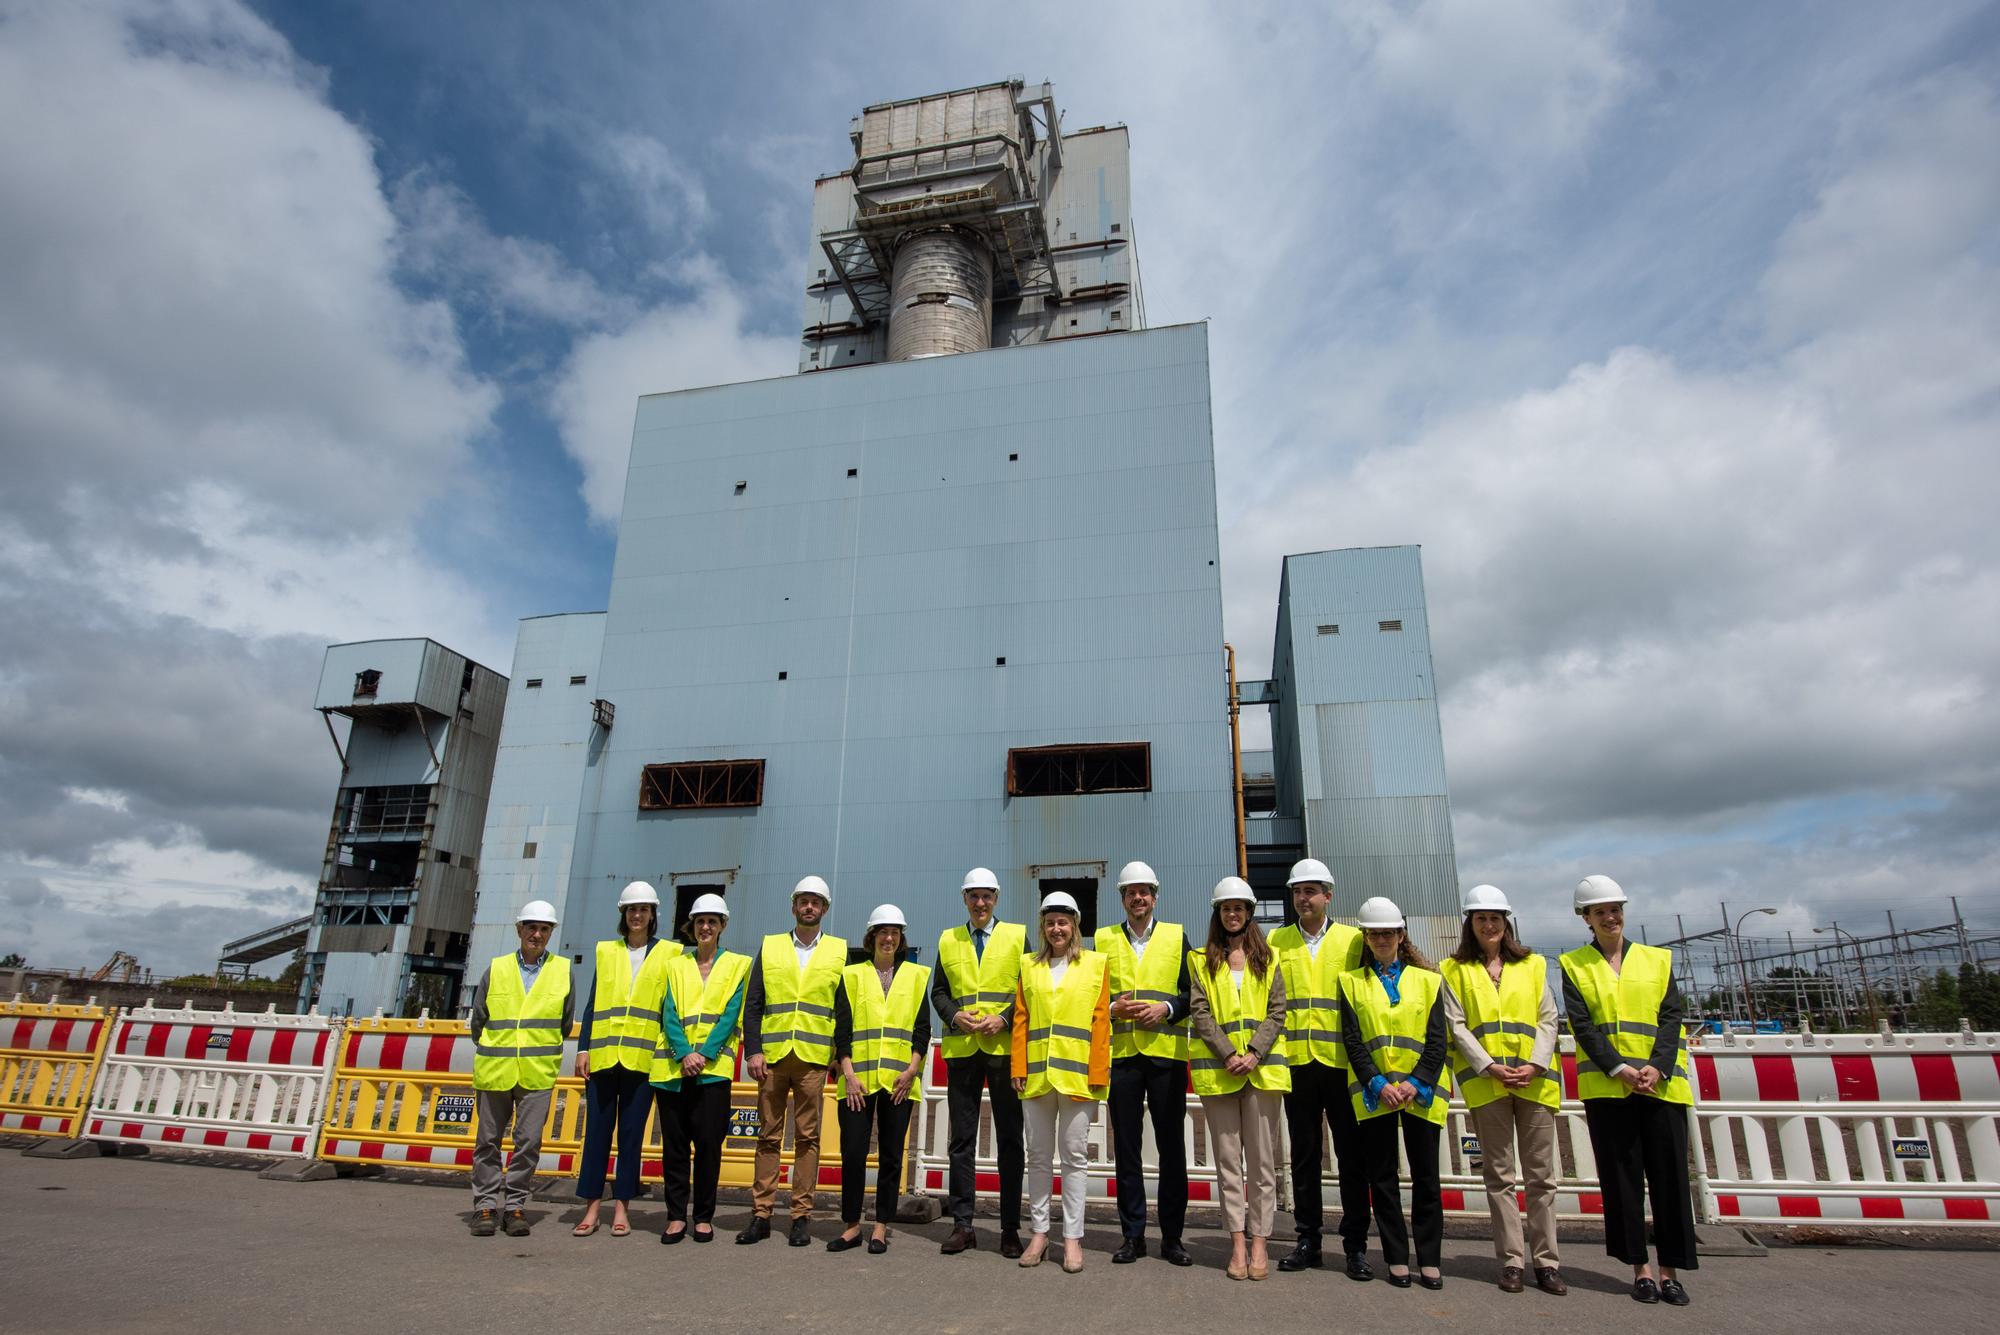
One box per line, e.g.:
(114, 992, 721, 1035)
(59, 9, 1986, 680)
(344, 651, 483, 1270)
(1277, 1239, 1323, 1272)
(868, 1236, 889, 1255)
(691, 1225, 714, 1244)
(1660, 1278, 1690, 1307)
(999, 1232, 1024, 1260)
(735, 1216, 771, 1245)
(826, 1231, 865, 1253)
(660, 1225, 687, 1245)
(1345, 1252, 1375, 1282)
(1632, 1278, 1661, 1304)
(1386, 1270, 1413, 1288)
(501, 1210, 531, 1237)
(1112, 1235, 1146, 1264)
(1418, 1272, 1444, 1291)
(941, 1224, 977, 1255)
(1160, 1239, 1193, 1267)
(470, 1209, 498, 1237)
(788, 1217, 812, 1247)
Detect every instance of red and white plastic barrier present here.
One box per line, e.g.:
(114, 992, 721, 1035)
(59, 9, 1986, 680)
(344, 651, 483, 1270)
(86, 1002, 339, 1158)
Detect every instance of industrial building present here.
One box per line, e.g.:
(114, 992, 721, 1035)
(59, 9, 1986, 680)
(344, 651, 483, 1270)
(300, 639, 507, 1015)
(289, 79, 1462, 1016)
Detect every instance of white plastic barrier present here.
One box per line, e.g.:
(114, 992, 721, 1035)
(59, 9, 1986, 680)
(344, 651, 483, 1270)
(85, 1002, 339, 1158)
(1689, 1031, 2000, 1225)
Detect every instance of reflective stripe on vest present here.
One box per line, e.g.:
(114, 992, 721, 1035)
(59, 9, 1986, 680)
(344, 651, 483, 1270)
(1093, 921, 1190, 1062)
(1019, 953, 1107, 1100)
(841, 961, 931, 1096)
(1271, 922, 1363, 1069)
(1558, 943, 1693, 1105)
(587, 939, 680, 1072)
(650, 949, 751, 1085)
(758, 933, 848, 1064)
(936, 922, 1027, 1060)
(1186, 951, 1290, 1097)
(1438, 955, 1559, 1110)
(472, 953, 571, 1092)
(1338, 964, 1449, 1125)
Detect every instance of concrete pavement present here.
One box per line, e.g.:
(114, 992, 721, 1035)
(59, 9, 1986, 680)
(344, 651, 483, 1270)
(3, 1147, 1994, 1334)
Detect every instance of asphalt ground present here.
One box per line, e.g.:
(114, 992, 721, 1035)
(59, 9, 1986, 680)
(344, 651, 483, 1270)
(3, 1145, 1996, 1335)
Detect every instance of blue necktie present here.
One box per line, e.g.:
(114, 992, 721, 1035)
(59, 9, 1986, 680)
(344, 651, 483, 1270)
(973, 928, 985, 960)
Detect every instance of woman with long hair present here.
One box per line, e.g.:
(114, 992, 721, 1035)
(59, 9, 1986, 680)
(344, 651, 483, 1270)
(1186, 877, 1289, 1279)
(649, 893, 749, 1243)
(1010, 890, 1111, 1273)
(1438, 885, 1564, 1295)
(1561, 875, 1697, 1306)
(1338, 896, 1451, 1289)
(574, 881, 680, 1236)
(827, 904, 931, 1254)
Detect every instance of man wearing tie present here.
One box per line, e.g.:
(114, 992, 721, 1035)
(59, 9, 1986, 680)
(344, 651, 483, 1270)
(931, 867, 1027, 1256)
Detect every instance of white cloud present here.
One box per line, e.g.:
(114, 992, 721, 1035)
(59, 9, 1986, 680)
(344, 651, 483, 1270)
(550, 264, 794, 523)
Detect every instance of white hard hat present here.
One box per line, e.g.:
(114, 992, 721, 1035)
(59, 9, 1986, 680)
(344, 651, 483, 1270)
(1116, 860, 1159, 889)
(792, 874, 832, 905)
(517, 900, 558, 925)
(961, 867, 1000, 893)
(1355, 896, 1405, 930)
(1286, 858, 1335, 888)
(1211, 876, 1257, 906)
(617, 880, 660, 908)
(866, 903, 908, 931)
(1574, 874, 1628, 912)
(688, 892, 729, 920)
(1040, 891, 1081, 917)
(1462, 884, 1512, 914)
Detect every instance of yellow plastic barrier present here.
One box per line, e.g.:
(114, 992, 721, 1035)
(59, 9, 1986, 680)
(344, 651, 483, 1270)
(0, 999, 116, 1139)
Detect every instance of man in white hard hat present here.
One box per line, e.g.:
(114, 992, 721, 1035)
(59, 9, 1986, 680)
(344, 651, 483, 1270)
(466, 900, 574, 1237)
(1269, 858, 1374, 1280)
(1094, 859, 1194, 1266)
(738, 875, 848, 1247)
(931, 866, 1028, 1257)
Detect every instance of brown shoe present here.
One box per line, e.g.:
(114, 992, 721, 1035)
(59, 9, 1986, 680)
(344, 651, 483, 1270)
(940, 1224, 977, 1255)
(470, 1209, 498, 1237)
(1499, 1266, 1525, 1293)
(1535, 1267, 1568, 1296)
(501, 1210, 531, 1237)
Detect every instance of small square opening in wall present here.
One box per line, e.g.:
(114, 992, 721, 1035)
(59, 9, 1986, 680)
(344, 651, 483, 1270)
(1379, 619, 1404, 632)
(1111, 223, 1122, 234)
(847, 467, 857, 477)
(1069, 318, 1078, 327)
(995, 656, 1006, 666)
(1008, 452, 1019, 462)
(1111, 309, 1123, 322)
(777, 671, 788, 680)
(1317, 624, 1340, 636)
(522, 841, 537, 859)
(734, 480, 747, 494)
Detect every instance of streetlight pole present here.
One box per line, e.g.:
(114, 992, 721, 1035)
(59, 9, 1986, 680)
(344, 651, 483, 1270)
(1733, 905, 1778, 1025)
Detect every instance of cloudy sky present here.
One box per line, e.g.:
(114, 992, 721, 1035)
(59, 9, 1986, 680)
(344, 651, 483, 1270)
(2, 0, 1995, 978)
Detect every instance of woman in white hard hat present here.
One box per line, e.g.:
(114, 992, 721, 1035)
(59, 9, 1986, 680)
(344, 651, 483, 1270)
(827, 904, 933, 1254)
(574, 881, 681, 1237)
(1338, 896, 1451, 1290)
(1560, 875, 1697, 1306)
(1011, 891, 1112, 1273)
(1438, 886, 1565, 1295)
(649, 892, 749, 1243)
(1186, 877, 1289, 1280)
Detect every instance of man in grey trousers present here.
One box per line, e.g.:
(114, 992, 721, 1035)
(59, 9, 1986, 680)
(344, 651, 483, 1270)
(467, 899, 574, 1236)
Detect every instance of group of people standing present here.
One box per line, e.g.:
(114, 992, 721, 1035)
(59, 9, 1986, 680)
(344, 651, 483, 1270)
(464, 862, 1700, 1305)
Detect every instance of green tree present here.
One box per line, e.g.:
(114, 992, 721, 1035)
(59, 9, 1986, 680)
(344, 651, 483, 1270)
(0, 951, 25, 968)
(1910, 968, 1962, 1032)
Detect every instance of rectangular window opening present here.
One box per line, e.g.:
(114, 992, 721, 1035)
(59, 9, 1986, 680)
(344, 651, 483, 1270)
(639, 759, 766, 810)
(846, 467, 858, 477)
(1378, 619, 1404, 632)
(525, 678, 543, 689)
(734, 481, 747, 494)
(1110, 223, 1122, 234)
(353, 669, 382, 699)
(1006, 742, 1151, 797)
(1316, 624, 1339, 636)
(569, 674, 586, 685)
(522, 842, 537, 859)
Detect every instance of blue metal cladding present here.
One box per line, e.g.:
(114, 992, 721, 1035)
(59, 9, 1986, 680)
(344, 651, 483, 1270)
(567, 324, 1235, 958)
(1271, 546, 1462, 959)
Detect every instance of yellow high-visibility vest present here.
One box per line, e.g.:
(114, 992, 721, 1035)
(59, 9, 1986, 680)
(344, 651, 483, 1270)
(840, 960, 932, 1096)
(1093, 921, 1190, 1062)
(1271, 921, 1364, 1069)
(1438, 955, 1559, 1110)
(1559, 942, 1692, 1105)
(1018, 953, 1108, 1100)
(1186, 950, 1290, 1096)
(587, 938, 682, 1073)
(651, 949, 751, 1086)
(757, 932, 848, 1065)
(1339, 963, 1450, 1126)
(936, 921, 1026, 1060)
(472, 952, 571, 1092)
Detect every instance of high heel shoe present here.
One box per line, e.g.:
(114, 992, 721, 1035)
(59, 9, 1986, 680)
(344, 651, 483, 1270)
(1227, 1257, 1249, 1280)
(1018, 1234, 1048, 1268)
